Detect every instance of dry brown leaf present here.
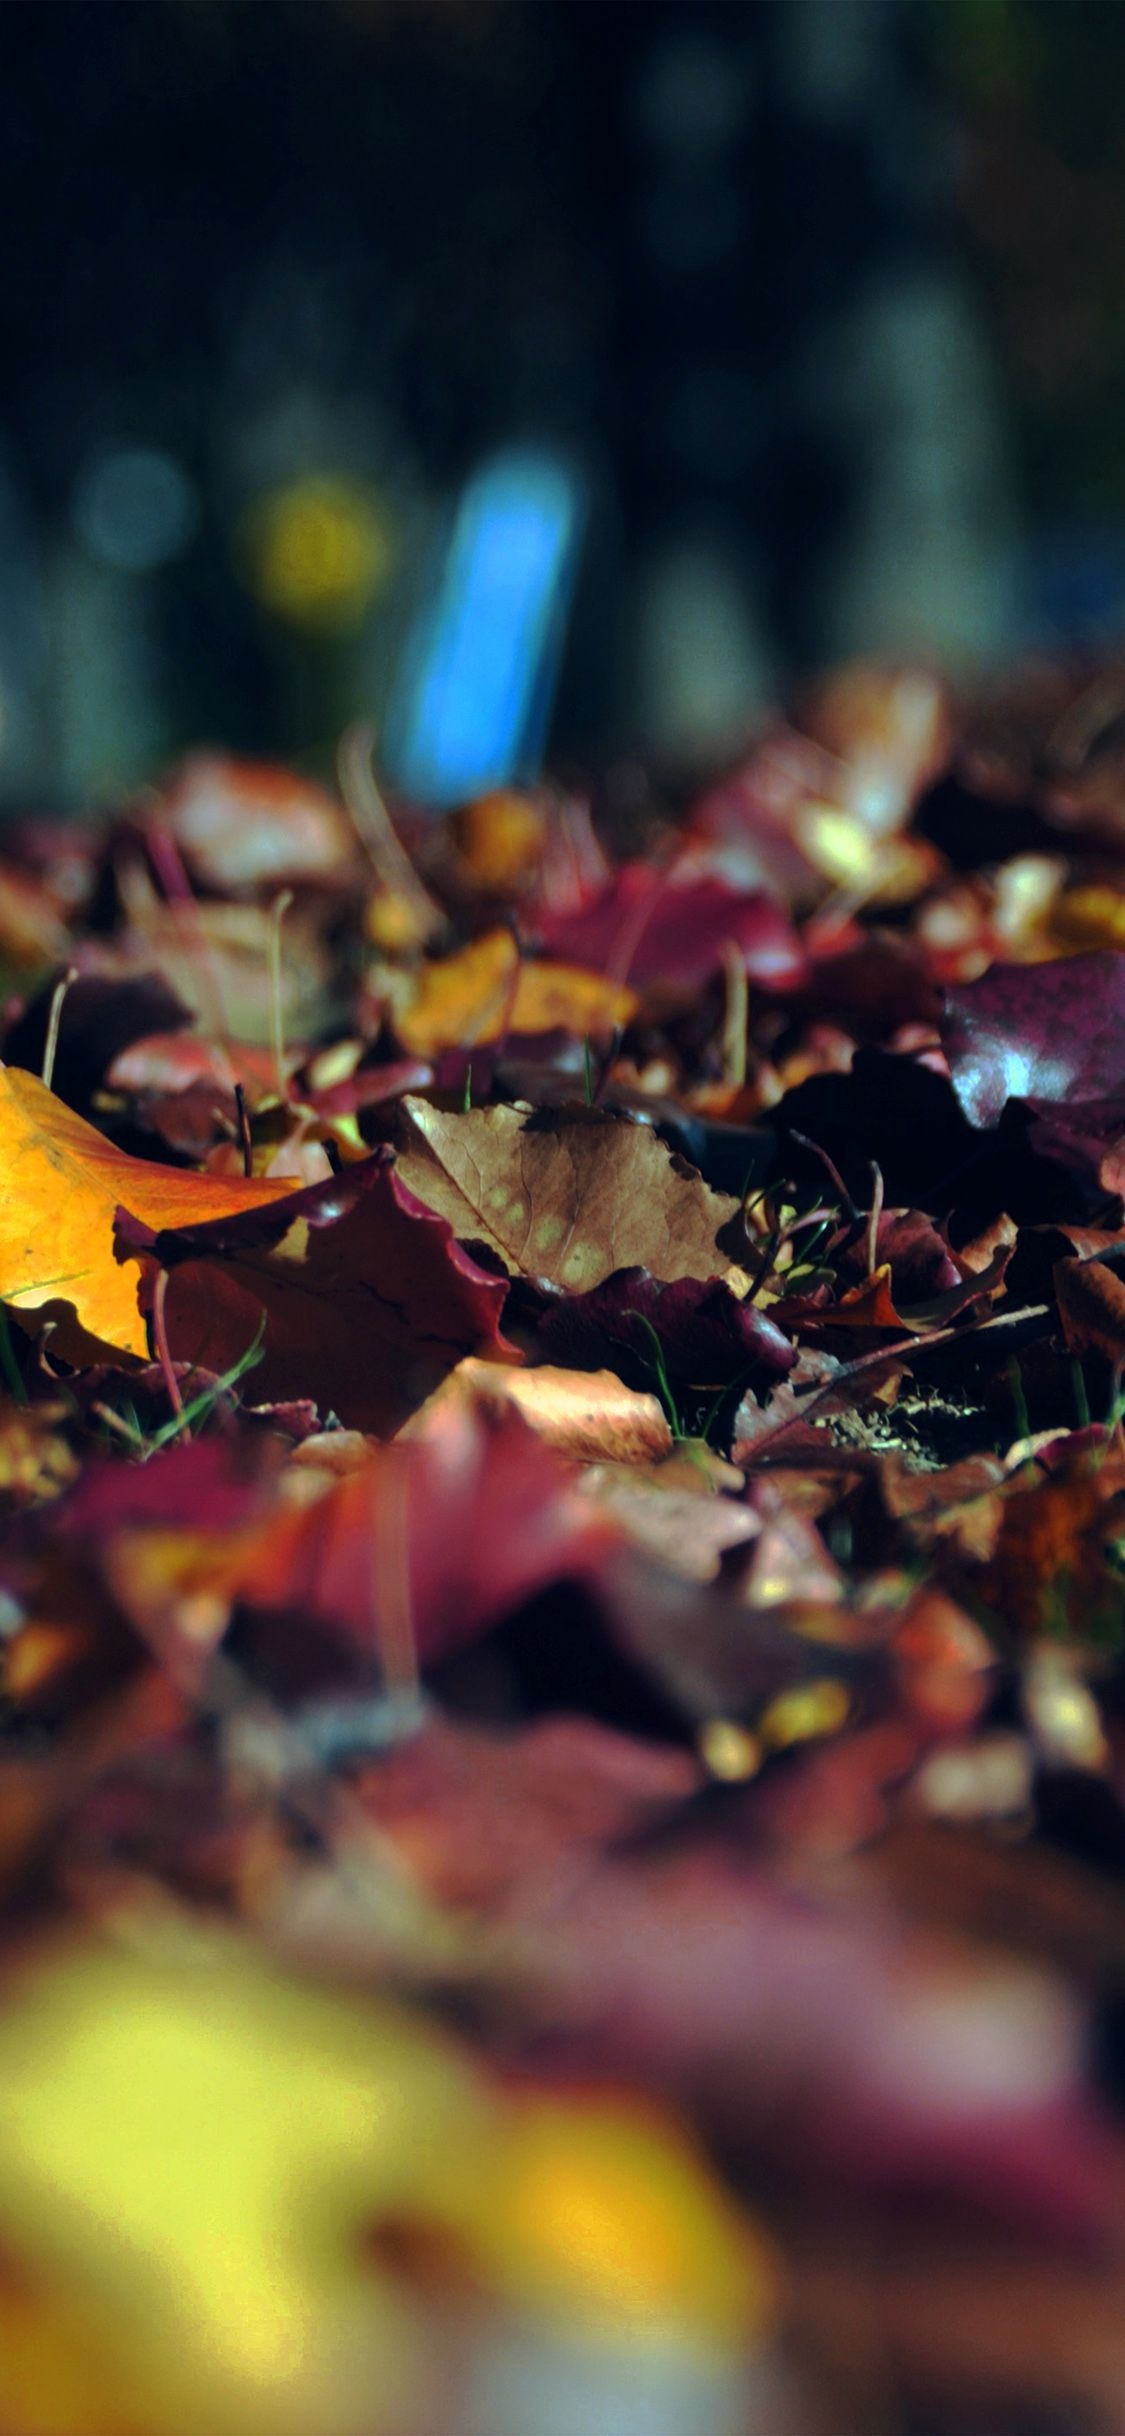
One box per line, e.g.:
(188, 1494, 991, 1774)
(402, 1357, 673, 1464)
(393, 1097, 740, 1290)
(580, 1468, 760, 1579)
(147, 752, 357, 893)
(1055, 1253, 1125, 1363)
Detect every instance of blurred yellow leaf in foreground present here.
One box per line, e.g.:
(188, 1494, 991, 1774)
(0, 1923, 775, 2436)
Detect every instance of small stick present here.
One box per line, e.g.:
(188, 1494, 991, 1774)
(41, 966, 78, 1092)
(267, 889, 294, 1105)
(337, 722, 444, 943)
(372, 1456, 419, 1705)
(787, 1130, 859, 1223)
(233, 1081, 254, 1178)
(864, 1162, 885, 1278)
(719, 940, 748, 1090)
(152, 1268, 184, 1419)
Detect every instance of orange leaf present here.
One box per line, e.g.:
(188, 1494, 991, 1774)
(0, 1067, 300, 1360)
(393, 928, 636, 1058)
(454, 788, 546, 890)
(833, 1263, 904, 1326)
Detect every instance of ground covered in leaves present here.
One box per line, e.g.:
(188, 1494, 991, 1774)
(5, 668, 1125, 2433)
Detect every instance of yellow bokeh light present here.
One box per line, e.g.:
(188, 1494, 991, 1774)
(238, 476, 394, 631)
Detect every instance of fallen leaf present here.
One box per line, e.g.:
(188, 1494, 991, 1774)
(0, 1400, 79, 1507)
(797, 662, 950, 825)
(350, 1711, 700, 1915)
(119, 898, 333, 1050)
(838, 1208, 961, 1301)
(1055, 1252, 1125, 1363)
(393, 1098, 742, 1289)
(403, 1357, 673, 1464)
(392, 928, 637, 1058)
(0, 864, 73, 970)
(107, 1031, 277, 1102)
(533, 862, 805, 993)
(941, 949, 1125, 1126)
(975, 1444, 1125, 1640)
(518, 1269, 795, 1396)
(2, 969, 195, 1116)
(0, 1924, 770, 2436)
(116, 1149, 516, 1434)
(91, 1399, 618, 1693)
(581, 1468, 760, 1580)
(140, 752, 357, 894)
(600, 1546, 874, 1725)
(452, 788, 546, 891)
(0, 1068, 299, 1358)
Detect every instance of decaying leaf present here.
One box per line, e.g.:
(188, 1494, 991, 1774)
(941, 949, 1125, 1127)
(521, 1268, 795, 1396)
(393, 1098, 742, 1289)
(533, 862, 806, 993)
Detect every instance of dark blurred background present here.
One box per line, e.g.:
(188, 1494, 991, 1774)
(0, 0, 1122, 805)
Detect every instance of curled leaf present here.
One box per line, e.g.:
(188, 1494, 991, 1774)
(116, 1149, 515, 1435)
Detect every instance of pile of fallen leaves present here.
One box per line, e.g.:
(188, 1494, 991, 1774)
(6, 667, 1125, 2433)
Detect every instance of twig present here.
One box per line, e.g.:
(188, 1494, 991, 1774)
(267, 889, 294, 1105)
(719, 939, 748, 1089)
(41, 966, 78, 1092)
(788, 1130, 859, 1223)
(865, 1161, 885, 1278)
(233, 1081, 254, 1178)
(743, 1301, 1052, 1466)
(337, 721, 444, 943)
(151, 1269, 184, 1419)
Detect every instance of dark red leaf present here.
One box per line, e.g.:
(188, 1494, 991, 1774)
(941, 950, 1125, 1126)
(533, 861, 806, 992)
(516, 1268, 796, 1395)
(115, 1149, 516, 1435)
